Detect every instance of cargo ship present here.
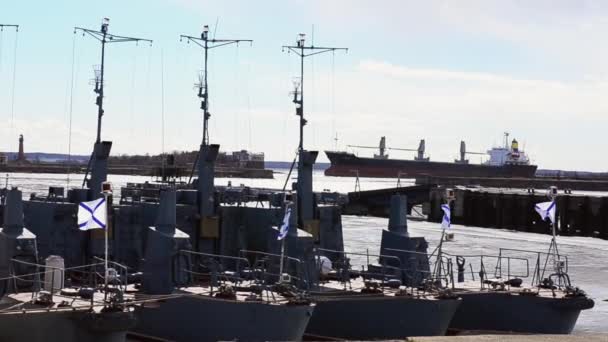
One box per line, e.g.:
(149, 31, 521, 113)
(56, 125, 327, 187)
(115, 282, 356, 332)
(325, 134, 537, 178)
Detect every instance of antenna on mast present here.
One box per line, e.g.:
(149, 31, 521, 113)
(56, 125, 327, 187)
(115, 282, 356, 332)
(283, 32, 347, 227)
(181, 26, 252, 252)
(74, 18, 152, 197)
(74, 18, 152, 144)
(180, 26, 252, 147)
(282, 33, 347, 154)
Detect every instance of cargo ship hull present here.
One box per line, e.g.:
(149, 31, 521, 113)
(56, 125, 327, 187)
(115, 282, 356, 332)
(324, 151, 537, 178)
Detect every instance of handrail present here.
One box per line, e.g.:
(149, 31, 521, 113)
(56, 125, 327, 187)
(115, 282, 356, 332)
(240, 249, 303, 265)
(5, 259, 129, 307)
(383, 247, 454, 289)
(92, 256, 130, 293)
(179, 250, 252, 292)
(239, 249, 310, 289)
(180, 250, 251, 266)
(314, 247, 408, 291)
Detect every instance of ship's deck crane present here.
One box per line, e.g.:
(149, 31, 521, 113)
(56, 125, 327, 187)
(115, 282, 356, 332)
(455, 140, 485, 164)
(348, 136, 429, 161)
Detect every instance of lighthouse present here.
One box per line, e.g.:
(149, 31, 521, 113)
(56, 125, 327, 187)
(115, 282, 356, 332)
(17, 134, 26, 162)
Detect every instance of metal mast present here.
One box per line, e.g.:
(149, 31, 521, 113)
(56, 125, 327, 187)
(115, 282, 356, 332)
(180, 26, 252, 146)
(75, 18, 152, 144)
(75, 19, 151, 197)
(282, 34, 347, 155)
(283, 33, 347, 228)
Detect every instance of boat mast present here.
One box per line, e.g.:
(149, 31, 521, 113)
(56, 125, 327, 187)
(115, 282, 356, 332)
(283, 34, 347, 157)
(75, 19, 152, 144)
(181, 27, 252, 254)
(75, 19, 152, 197)
(282, 34, 347, 226)
(180, 26, 252, 147)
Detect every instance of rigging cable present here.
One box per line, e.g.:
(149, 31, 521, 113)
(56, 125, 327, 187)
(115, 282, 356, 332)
(310, 25, 316, 149)
(213, 17, 220, 40)
(129, 51, 137, 141)
(0, 29, 3, 74)
(246, 51, 252, 151)
(0, 29, 4, 152)
(283, 42, 294, 162)
(331, 51, 337, 150)
(234, 43, 240, 149)
(66, 32, 78, 188)
(160, 48, 166, 177)
(9, 29, 19, 149)
(209, 18, 220, 138)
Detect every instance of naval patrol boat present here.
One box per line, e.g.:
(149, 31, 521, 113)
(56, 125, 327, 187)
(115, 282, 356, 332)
(302, 194, 461, 340)
(123, 26, 320, 341)
(0, 188, 136, 342)
(387, 188, 595, 334)
(443, 189, 595, 334)
(131, 188, 314, 342)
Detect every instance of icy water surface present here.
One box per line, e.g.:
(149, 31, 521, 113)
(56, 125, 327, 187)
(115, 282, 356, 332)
(4, 169, 607, 333)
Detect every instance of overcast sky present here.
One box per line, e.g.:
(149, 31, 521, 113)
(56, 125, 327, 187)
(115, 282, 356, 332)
(1, 0, 607, 171)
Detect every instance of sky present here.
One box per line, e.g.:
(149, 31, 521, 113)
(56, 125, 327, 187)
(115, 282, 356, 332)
(1, 0, 608, 171)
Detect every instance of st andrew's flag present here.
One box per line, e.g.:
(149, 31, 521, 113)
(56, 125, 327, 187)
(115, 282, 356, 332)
(78, 198, 107, 230)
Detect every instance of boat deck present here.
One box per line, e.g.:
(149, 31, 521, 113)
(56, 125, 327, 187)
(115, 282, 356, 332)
(0, 288, 129, 315)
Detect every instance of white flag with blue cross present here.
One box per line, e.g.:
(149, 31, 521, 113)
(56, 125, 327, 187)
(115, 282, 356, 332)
(441, 204, 451, 229)
(277, 207, 291, 240)
(78, 198, 107, 230)
(535, 201, 556, 225)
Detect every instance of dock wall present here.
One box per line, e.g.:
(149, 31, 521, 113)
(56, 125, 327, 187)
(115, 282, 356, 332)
(428, 188, 608, 240)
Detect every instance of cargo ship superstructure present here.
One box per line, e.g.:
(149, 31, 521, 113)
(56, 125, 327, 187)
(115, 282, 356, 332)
(325, 134, 537, 178)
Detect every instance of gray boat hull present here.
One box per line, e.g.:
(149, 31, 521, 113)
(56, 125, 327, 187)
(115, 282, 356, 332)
(305, 295, 461, 339)
(134, 295, 314, 342)
(0, 310, 134, 342)
(449, 292, 595, 334)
